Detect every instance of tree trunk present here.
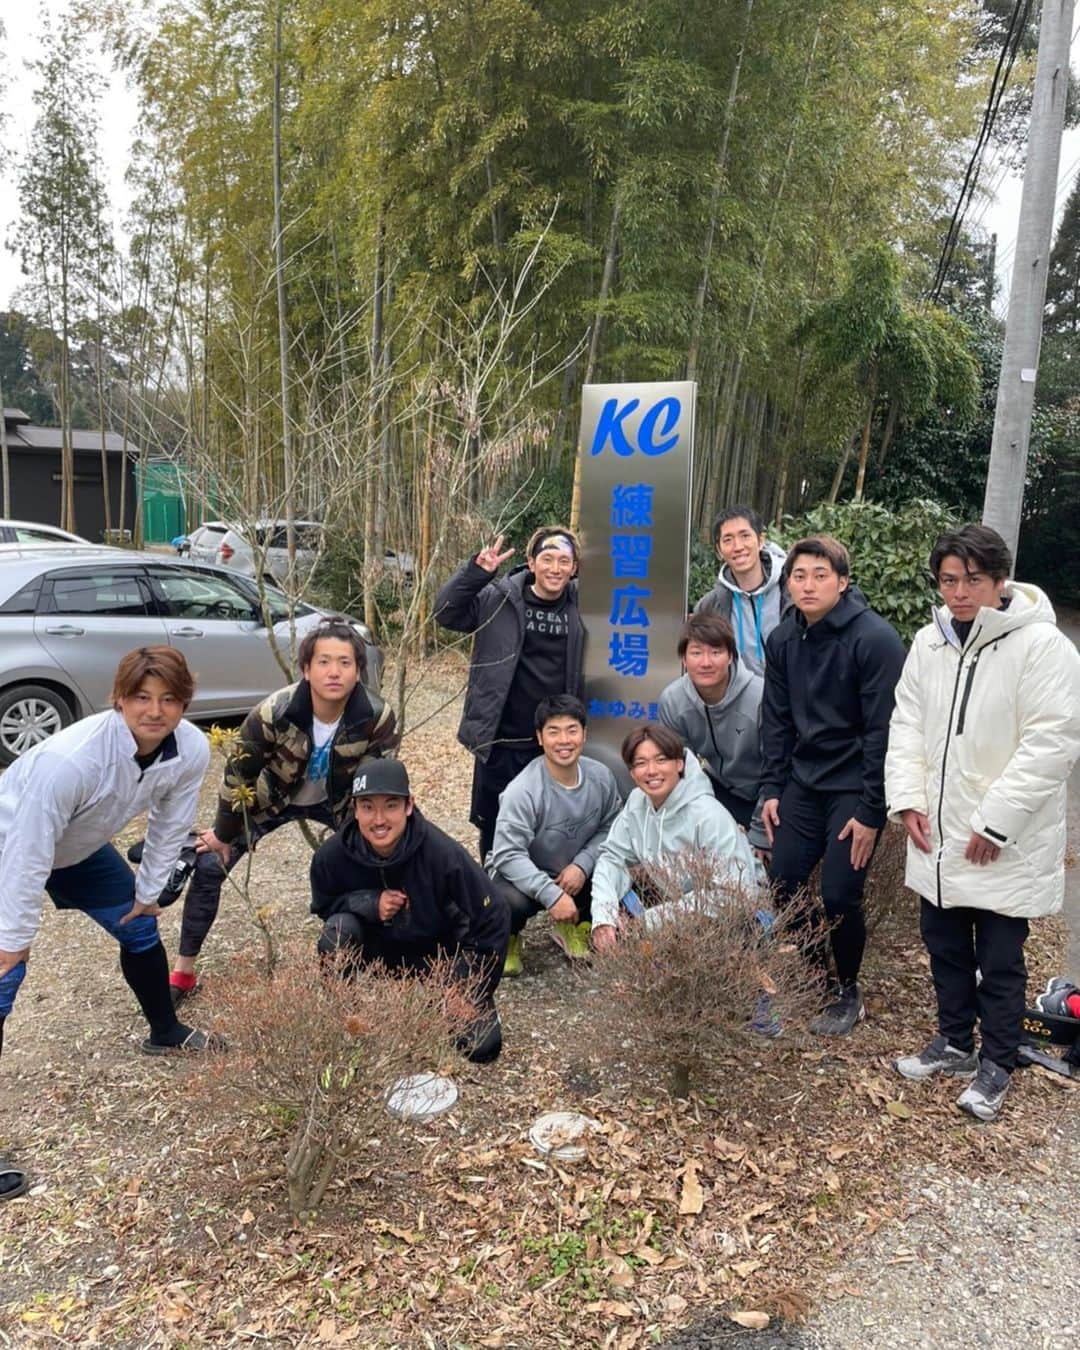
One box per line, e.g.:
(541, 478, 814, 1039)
(687, 0, 754, 383)
(873, 397, 900, 475)
(272, 0, 297, 650)
(701, 20, 820, 531)
(95, 340, 112, 537)
(364, 209, 387, 632)
(852, 361, 880, 502)
(570, 196, 622, 532)
(0, 370, 10, 517)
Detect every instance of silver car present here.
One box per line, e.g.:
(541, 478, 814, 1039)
(185, 519, 323, 586)
(0, 546, 383, 765)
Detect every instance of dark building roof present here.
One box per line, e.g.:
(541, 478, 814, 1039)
(2, 408, 138, 456)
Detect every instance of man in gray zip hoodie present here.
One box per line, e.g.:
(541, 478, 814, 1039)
(658, 613, 768, 849)
(488, 696, 622, 972)
(694, 505, 790, 676)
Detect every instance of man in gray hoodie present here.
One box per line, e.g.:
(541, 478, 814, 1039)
(487, 696, 622, 973)
(658, 613, 768, 848)
(694, 505, 789, 676)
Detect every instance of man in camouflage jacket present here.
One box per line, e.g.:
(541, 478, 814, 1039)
(168, 619, 397, 1001)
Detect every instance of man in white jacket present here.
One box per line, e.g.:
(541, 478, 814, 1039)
(886, 525, 1080, 1121)
(0, 647, 220, 1202)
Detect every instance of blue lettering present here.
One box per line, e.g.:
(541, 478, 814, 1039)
(590, 398, 639, 457)
(610, 484, 654, 528)
(610, 585, 651, 627)
(588, 698, 607, 718)
(610, 535, 652, 578)
(608, 634, 649, 677)
(593, 398, 681, 457)
(638, 397, 680, 456)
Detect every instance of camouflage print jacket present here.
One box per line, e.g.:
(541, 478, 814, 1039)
(212, 679, 398, 843)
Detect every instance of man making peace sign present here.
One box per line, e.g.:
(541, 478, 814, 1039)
(434, 527, 586, 862)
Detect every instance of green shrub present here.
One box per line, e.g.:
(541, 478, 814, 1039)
(688, 535, 717, 608)
(776, 498, 958, 644)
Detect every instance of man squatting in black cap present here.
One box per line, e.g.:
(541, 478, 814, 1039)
(309, 759, 511, 1062)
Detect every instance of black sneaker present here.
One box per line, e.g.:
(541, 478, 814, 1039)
(810, 984, 865, 1037)
(896, 1034, 978, 1081)
(957, 1057, 1010, 1122)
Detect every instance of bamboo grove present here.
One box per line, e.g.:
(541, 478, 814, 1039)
(24, 1, 1013, 567)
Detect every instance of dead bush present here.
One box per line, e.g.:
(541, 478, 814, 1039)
(590, 850, 823, 1098)
(193, 942, 478, 1216)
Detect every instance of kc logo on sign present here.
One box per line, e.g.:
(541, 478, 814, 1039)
(589, 396, 682, 457)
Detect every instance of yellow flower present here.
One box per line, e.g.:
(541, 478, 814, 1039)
(229, 783, 257, 808)
(253, 904, 274, 925)
(207, 724, 240, 755)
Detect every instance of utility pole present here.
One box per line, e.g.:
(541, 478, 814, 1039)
(983, 0, 1074, 562)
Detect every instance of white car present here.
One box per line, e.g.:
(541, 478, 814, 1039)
(186, 519, 323, 586)
(0, 519, 89, 545)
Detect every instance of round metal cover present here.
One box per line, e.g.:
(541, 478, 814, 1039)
(385, 1073, 459, 1120)
(529, 1111, 600, 1161)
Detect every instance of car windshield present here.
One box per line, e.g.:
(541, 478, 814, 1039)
(232, 574, 316, 623)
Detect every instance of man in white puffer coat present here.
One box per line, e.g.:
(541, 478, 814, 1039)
(886, 524, 1080, 1122)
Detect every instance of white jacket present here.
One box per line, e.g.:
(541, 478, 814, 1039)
(0, 711, 210, 950)
(885, 583, 1080, 916)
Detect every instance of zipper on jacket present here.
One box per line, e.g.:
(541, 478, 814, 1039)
(705, 708, 724, 782)
(954, 649, 983, 736)
(934, 631, 976, 906)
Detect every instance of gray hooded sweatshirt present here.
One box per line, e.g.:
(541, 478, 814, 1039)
(591, 752, 755, 930)
(657, 661, 768, 848)
(694, 539, 790, 675)
(488, 754, 623, 908)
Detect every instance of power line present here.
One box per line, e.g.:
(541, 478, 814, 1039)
(928, 0, 1034, 302)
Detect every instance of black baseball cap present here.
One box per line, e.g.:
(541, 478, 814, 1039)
(351, 759, 411, 799)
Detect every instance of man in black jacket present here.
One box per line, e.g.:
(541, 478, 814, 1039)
(434, 526, 585, 861)
(311, 759, 510, 1063)
(760, 536, 906, 1036)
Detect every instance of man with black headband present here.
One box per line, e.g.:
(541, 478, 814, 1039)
(435, 525, 585, 861)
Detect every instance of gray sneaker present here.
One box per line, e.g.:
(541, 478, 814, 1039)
(810, 984, 864, 1037)
(1034, 977, 1080, 1017)
(957, 1058, 1011, 1122)
(896, 1034, 978, 1081)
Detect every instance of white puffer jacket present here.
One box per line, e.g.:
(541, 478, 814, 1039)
(885, 583, 1080, 917)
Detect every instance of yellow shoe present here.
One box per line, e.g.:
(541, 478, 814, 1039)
(503, 934, 523, 977)
(552, 921, 592, 961)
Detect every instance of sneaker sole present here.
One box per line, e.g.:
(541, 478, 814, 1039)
(896, 1060, 978, 1082)
(957, 1098, 1002, 1123)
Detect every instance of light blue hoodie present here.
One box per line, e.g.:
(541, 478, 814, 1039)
(591, 751, 755, 930)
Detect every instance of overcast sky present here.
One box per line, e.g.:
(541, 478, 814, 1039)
(1, 3, 1078, 323)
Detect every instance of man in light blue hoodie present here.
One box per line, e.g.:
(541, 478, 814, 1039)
(590, 724, 755, 951)
(658, 613, 768, 848)
(488, 696, 622, 972)
(694, 505, 789, 676)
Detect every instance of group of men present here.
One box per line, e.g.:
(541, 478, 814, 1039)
(0, 509, 1078, 1202)
(435, 514, 1080, 1126)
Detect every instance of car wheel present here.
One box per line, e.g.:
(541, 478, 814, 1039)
(0, 685, 74, 766)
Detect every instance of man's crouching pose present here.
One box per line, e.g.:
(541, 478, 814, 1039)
(0, 647, 222, 1202)
(310, 759, 510, 1062)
